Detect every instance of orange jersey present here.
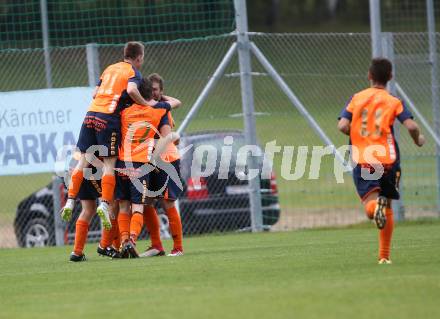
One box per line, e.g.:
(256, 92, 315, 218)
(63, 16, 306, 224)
(119, 103, 170, 163)
(161, 111, 180, 162)
(88, 62, 142, 114)
(340, 88, 413, 165)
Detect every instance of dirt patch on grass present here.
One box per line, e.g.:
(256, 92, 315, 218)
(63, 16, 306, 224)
(271, 208, 440, 231)
(0, 216, 18, 248)
(271, 209, 364, 231)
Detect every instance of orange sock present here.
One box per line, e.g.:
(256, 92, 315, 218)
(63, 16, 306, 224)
(111, 218, 120, 248)
(73, 219, 89, 255)
(112, 238, 121, 250)
(130, 212, 143, 242)
(143, 206, 163, 249)
(166, 206, 183, 250)
(365, 200, 376, 219)
(118, 212, 130, 243)
(113, 234, 121, 249)
(101, 174, 116, 203)
(100, 218, 118, 248)
(100, 227, 112, 248)
(68, 169, 84, 199)
(379, 208, 394, 260)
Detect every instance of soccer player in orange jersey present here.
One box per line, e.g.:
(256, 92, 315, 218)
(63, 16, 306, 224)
(61, 42, 152, 231)
(140, 73, 184, 257)
(338, 58, 425, 264)
(115, 77, 181, 258)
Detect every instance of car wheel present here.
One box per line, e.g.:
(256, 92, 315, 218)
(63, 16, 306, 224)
(23, 218, 54, 248)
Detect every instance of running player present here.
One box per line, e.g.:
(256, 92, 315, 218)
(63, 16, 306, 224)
(338, 58, 425, 264)
(141, 73, 184, 258)
(115, 77, 181, 258)
(60, 42, 150, 231)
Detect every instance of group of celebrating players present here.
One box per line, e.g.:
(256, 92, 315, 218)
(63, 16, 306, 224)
(60, 41, 184, 261)
(59, 40, 426, 265)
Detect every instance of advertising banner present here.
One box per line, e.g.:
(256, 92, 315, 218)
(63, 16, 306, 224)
(0, 87, 93, 175)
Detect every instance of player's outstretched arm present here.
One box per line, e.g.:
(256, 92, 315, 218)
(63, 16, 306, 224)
(162, 95, 182, 109)
(337, 118, 351, 136)
(127, 82, 149, 105)
(403, 119, 425, 147)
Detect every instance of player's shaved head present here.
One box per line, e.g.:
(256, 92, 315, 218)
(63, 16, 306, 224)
(369, 58, 392, 86)
(138, 77, 153, 100)
(124, 41, 144, 60)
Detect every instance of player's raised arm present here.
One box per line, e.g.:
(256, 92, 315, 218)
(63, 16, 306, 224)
(402, 119, 425, 147)
(162, 95, 182, 109)
(127, 81, 149, 105)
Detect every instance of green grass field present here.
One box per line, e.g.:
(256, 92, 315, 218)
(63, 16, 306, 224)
(1, 221, 439, 319)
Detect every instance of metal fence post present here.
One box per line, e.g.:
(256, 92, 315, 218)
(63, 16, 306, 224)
(40, 0, 52, 88)
(426, 0, 440, 214)
(369, 0, 383, 57)
(382, 32, 405, 221)
(250, 42, 349, 171)
(52, 176, 65, 246)
(234, 0, 263, 232)
(177, 43, 237, 135)
(86, 43, 101, 87)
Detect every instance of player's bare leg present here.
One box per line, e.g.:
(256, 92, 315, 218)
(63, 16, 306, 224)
(70, 200, 96, 262)
(96, 156, 117, 230)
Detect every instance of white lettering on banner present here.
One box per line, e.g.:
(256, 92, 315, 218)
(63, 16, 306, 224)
(0, 132, 77, 172)
(0, 87, 93, 175)
(0, 109, 72, 129)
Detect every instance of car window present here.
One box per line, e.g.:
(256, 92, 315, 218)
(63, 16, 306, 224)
(189, 135, 263, 171)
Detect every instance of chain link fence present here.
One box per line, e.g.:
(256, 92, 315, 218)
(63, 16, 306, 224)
(1, 31, 439, 248)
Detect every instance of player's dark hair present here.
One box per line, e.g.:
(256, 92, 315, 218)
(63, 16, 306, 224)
(148, 73, 164, 91)
(369, 58, 392, 86)
(138, 77, 152, 100)
(124, 41, 144, 60)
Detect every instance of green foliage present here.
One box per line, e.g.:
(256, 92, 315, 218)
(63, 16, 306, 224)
(0, 0, 235, 49)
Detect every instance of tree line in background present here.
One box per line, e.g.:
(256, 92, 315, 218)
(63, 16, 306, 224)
(248, 0, 370, 32)
(248, 0, 438, 32)
(0, 0, 437, 49)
